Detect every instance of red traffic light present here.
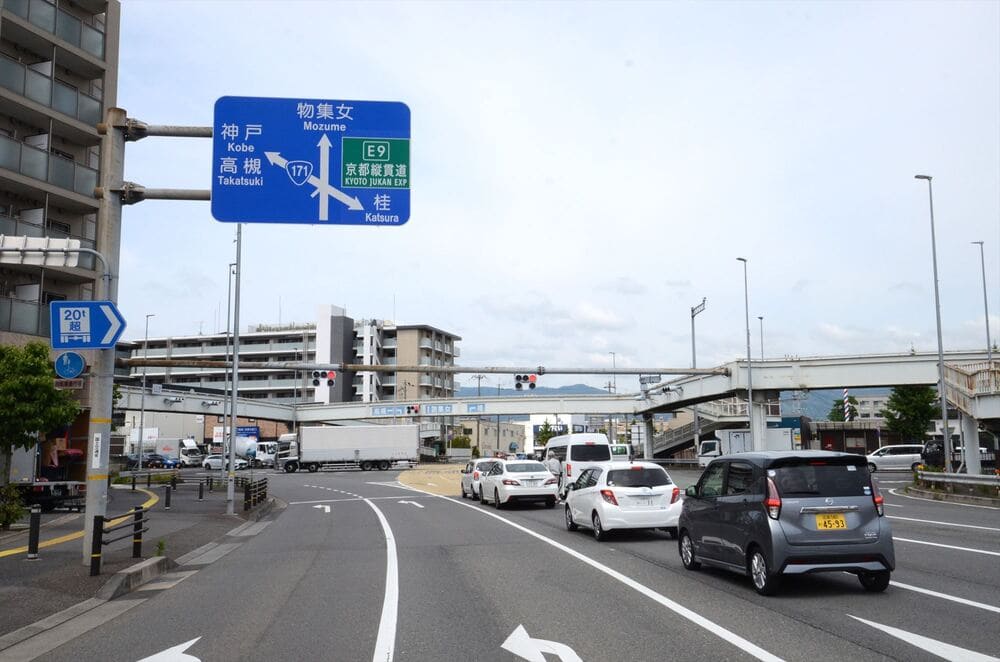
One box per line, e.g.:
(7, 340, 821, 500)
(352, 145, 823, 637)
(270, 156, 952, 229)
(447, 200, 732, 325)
(528, 374, 537, 383)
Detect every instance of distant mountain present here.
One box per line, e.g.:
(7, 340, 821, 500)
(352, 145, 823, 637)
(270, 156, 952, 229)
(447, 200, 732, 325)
(457, 383, 608, 398)
(780, 387, 891, 421)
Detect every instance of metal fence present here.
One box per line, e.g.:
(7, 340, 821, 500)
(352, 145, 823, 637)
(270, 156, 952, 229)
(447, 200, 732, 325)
(90, 505, 151, 576)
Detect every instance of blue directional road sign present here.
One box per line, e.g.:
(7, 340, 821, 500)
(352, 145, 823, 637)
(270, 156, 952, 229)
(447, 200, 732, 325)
(49, 301, 127, 350)
(54, 351, 86, 378)
(211, 96, 410, 225)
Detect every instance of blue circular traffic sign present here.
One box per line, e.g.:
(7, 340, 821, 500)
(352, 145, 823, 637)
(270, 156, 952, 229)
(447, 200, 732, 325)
(55, 351, 85, 379)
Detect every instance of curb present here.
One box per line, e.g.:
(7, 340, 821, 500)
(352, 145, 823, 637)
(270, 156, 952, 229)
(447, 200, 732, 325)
(96, 555, 175, 601)
(904, 485, 1000, 508)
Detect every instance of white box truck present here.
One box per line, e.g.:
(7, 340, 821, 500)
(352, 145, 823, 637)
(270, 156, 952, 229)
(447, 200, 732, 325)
(697, 428, 796, 467)
(277, 425, 419, 473)
(154, 438, 204, 467)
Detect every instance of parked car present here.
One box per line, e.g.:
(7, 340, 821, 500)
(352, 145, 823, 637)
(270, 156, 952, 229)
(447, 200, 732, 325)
(202, 454, 248, 471)
(142, 453, 180, 469)
(459, 458, 500, 500)
(866, 444, 924, 472)
(564, 461, 682, 541)
(678, 451, 894, 596)
(480, 460, 558, 508)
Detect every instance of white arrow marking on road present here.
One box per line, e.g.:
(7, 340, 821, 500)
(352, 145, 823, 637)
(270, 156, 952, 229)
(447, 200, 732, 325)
(502, 625, 581, 662)
(397, 500, 424, 508)
(847, 615, 999, 661)
(99, 304, 122, 345)
(313, 504, 331, 513)
(317, 134, 330, 221)
(137, 637, 201, 661)
(264, 150, 363, 212)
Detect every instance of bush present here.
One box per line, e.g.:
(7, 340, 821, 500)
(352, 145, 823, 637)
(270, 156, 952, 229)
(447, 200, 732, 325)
(0, 483, 26, 530)
(450, 435, 472, 449)
(471, 446, 480, 459)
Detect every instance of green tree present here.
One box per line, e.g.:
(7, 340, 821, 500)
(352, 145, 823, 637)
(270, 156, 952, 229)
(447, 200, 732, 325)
(450, 435, 471, 449)
(880, 385, 937, 443)
(0, 342, 79, 485)
(535, 421, 557, 449)
(828, 396, 859, 421)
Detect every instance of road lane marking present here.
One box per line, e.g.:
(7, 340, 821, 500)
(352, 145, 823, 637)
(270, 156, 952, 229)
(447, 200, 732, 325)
(847, 615, 999, 661)
(889, 581, 1000, 614)
(363, 497, 399, 662)
(313, 505, 331, 514)
(894, 537, 1000, 557)
(379, 482, 783, 662)
(138, 637, 202, 661)
(397, 501, 424, 508)
(288, 495, 436, 505)
(884, 503, 904, 508)
(888, 489, 1000, 510)
(503, 624, 581, 661)
(888, 515, 1000, 532)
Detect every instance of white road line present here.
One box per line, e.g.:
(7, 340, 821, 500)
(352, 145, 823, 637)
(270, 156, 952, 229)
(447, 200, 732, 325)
(889, 581, 1000, 614)
(894, 537, 1000, 557)
(847, 615, 999, 661)
(289, 495, 436, 506)
(887, 515, 1000, 532)
(380, 482, 783, 662)
(888, 489, 1000, 510)
(364, 498, 399, 662)
(883, 503, 904, 508)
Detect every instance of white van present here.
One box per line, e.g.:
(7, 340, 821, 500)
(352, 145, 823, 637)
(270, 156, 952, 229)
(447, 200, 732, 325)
(544, 433, 613, 497)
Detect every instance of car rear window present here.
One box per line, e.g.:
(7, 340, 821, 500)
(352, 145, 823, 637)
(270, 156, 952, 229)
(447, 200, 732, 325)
(606, 468, 670, 487)
(506, 462, 547, 473)
(770, 461, 870, 497)
(570, 445, 611, 461)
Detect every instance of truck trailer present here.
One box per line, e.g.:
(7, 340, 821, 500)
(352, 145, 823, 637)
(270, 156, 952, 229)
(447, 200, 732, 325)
(278, 425, 419, 473)
(697, 428, 796, 467)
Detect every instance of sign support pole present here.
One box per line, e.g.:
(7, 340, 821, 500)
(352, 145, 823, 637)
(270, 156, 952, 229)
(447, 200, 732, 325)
(226, 224, 242, 514)
(83, 108, 126, 566)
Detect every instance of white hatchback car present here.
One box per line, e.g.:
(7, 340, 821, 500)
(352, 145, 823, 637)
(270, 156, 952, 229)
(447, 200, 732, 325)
(565, 461, 682, 541)
(459, 458, 501, 500)
(202, 454, 248, 471)
(480, 460, 558, 509)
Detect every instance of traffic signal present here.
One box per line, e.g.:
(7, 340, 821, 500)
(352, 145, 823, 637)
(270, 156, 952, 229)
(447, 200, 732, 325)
(515, 374, 537, 390)
(406, 405, 420, 415)
(311, 370, 336, 387)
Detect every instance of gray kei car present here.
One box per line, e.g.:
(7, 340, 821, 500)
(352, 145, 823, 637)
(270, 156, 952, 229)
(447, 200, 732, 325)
(678, 451, 895, 595)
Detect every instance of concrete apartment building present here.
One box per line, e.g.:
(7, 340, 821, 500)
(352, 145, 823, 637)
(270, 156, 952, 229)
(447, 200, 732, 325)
(124, 304, 461, 405)
(0, 0, 120, 475)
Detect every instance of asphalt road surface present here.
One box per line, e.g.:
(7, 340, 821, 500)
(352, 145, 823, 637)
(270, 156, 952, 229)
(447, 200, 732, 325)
(38, 468, 1000, 662)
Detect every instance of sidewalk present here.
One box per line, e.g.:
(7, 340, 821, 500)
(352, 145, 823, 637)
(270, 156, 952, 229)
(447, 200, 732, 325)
(0, 472, 259, 638)
(398, 462, 464, 496)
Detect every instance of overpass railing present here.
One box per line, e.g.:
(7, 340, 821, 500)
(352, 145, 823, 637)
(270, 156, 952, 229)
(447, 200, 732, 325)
(944, 361, 1000, 397)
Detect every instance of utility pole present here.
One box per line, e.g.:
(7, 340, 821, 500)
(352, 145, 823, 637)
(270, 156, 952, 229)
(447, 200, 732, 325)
(691, 298, 706, 453)
(226, 225, 243, 514)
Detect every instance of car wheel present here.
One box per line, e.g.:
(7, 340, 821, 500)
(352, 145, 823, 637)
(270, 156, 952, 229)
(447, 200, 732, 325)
(285, 462, 298, 473)
(565, 505, 578, 531)
(748, 546, 781, 596)
(858, 570, 891, 592)
(592, 513, 607, 541)
(307, 463, 319, 473)
(360, 461, 373, 471)
(679, 531, 700, 570)
(460, 483, 467, 499)
(868, 463, 877, 473)
(378, 461, 390, 471)
(545, 496, 556, 509)
(494, 489, 503, 509)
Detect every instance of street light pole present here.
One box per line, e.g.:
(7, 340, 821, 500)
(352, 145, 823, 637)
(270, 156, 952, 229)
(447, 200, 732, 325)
(137, 313, 154, 469)
(691, 298, 706, 452)
(972, 241, 992, 363)
(227, 225, 243, 512)
(915, 175, 953, 472)
(737, 258, 754, 448)
(758, 316, 764, 360)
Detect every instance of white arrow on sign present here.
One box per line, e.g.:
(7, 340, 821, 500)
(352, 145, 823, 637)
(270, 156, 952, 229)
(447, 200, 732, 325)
(397, 500, 424, 509)
(502, 625, 581, 662)
(264, 144, 363, 215)
(99, 303, 123, 345)
(137, 637, 201, 661)
(313, 504, 331, 513)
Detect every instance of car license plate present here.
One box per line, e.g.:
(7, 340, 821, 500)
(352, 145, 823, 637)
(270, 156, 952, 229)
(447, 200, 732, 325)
(523, 480, 538, 486)
(816, 513, 847, 530)
(633, 497, 652, 507)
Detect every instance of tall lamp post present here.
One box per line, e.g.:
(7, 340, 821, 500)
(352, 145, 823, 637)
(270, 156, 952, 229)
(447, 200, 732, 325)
(691, 298, 706, 452)
(737, 257, 754, 448)
(915, 175, 952, 472)
(137, 313, 155, 469)
(608, 351, 617, 442)
(972, 241, 992, 363)
(758, 316, 764, 360)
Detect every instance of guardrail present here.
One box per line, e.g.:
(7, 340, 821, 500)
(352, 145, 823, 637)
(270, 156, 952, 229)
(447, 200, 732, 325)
(235, 476, 268, 511)
(915, 470, 1000, 498)
(117, 469, 179, 491)
(90, 505, 152, 576)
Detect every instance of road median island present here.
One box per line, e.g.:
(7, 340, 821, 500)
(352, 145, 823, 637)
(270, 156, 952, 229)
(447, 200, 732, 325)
(396, 463, 464, 496)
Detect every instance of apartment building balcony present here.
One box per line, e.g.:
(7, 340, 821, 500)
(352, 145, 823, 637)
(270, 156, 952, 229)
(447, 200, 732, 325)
(381, 338, 397, 349)
(419, 338, 433, 350)
(0, 211, 95, 272)
(2, 0, 107, 66)
(0, 134, 99, 209)
(0, 295, 49, 336)
(0, 53, 102, 144)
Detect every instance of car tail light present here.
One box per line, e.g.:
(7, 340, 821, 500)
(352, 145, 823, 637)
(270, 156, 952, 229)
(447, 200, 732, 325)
(544, 477, 558, 485)
(502, 479, 520, 486)
(566, 463, 572, 477)
(764, 477, 781, 519)
(871, 481, 885, 516)
(473, 471, 479, 480)
(670, 487, 680, 504)
(600, 489, 618, 506)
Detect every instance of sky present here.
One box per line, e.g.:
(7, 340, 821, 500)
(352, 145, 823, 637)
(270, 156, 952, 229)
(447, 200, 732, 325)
(114, 0, 1000, 392)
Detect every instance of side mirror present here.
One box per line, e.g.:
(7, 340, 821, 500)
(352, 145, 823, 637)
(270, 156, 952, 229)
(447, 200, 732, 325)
(685, 485, 698, 498)
(565, 484, 575, 492)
